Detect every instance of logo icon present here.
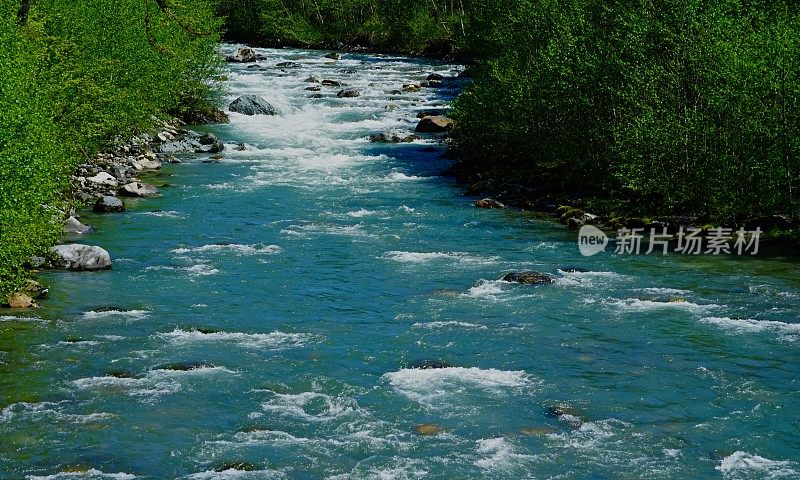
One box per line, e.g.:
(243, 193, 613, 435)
(578, 225, 608, 256)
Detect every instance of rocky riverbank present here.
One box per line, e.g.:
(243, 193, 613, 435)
(2, 118, 228, 309)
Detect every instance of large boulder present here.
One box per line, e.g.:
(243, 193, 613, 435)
(94, 196, 125, 213)
(226, 47, 259, 63)
(337, 88, 360, 98)
(502, 271, 553, 285)
(121, 182, 160, 198)
(415, 116, 454, 133)
(65, 216, 92, 235)
(50, 244, 112, 271)
(229, 95, 277, 116)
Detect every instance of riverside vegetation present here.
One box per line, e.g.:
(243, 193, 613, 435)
(1, 0, 798, 300)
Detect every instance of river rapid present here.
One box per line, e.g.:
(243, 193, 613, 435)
(1, 45, 799, 479)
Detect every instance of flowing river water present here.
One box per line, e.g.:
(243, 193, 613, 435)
(2, 46, 800, 479)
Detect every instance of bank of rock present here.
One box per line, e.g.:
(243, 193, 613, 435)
(50, 244, 112, 271)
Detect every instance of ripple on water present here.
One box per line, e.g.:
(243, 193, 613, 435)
(158, 328, 319, 350)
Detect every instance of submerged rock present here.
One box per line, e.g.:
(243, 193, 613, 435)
(153, 361, 214, 371)
(415, 116, 454, 133)
(305, 75, 322, 83)
(426, 73, 445, 81)
(93, 196, 125, 213)
(502, 272, 553, 285)
(408, 360, 453, 370)
(324, 52, 341, 60)
(50, 244, 112, 271)
(121, 182, 160, 198)
(275, 61, 301, 68)
(229, 95, 277, 116)
(414, 424, 443, 436)
(475, 198, 505, 209)
(369, 132, 419, 143)
(337, 88, 361, 98)
(321, 79, 342, 87)
(65, 216, 92, 235)
(520, 426, 553, 436)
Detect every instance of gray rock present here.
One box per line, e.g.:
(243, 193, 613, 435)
(337, 88, 360, 98)
(502, 272, 553, 285)
(158, 132, 224, 154)
(50, 244, 112, 271)
(65, 216, 92, 235)
(229, 95, 277, 116)
(321, 79, 342, 87)
(94, 196, 125, 213)
(369, 132, 419, 143)
(121, 182, 160, 198)
(226, 47, 259, 63)
(305, 75, 322, 83)
(87, 172, 118, 187)
(276, 61, 301, 68)
(324, 52, 341, 60)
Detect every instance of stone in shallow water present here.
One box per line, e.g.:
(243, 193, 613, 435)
(520, 426, 553, 436)
(475, 198, 505, 209)
(226, 47, 259, 63)
(153, 361, 214, 371)
(408, 359, 453, 370)
(7, 292, 36, 308)
(229, 95, 277, 116)
(502, 271, 553, 284)
(121, 182, 159, 198)
(337, 88, 361, 98)
(65, 216, 92, 235)
(94, 196, 125, 213)
(50, 244, 112, 271)
(414, 423, 443, 436)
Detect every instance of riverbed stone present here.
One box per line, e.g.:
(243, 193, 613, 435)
(94, 196, 125, 213)
(369, 132, 419, 143)
(7, 292, 36, 309)
(475, 198, 505, 209)
(414, 424, 442, 436)
(502, 272, 553, 285)
(226, 47, 259, 63)
(229, 95, 277, 115)
(87, 172, 117, 187)
(305, 75, 322, 83)
(337, 88, 361, 98)
(325, 52, 341, 60)
(415, 116, 454, 133)
(121, 182, 160, 197)
(321, 79, 342, 87)
(65, 216, 92, 235)
(50, 244, 112, 271)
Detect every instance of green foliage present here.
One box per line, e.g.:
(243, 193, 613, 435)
(0, 0, 221, 299)
(215, 0, 466, 53)
(453, 0, 800, 222)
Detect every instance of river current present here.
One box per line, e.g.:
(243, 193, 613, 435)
(1, 46, 799, 479)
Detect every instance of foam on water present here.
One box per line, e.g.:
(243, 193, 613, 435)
(716, 451, 798, 479)
(383, 251, 500, 265)
(701, 317, 800, 339)
(159, 328, 317, 350)
(81, 310, 150, 320)
(26, 471, 137, 480)
(608, 298, 720, 314)
(411, 321, 488, 330)
(171, 244, 283, 255)
(383, 367, 532, 408)
(0, 401, 112, 423)
(184, 469, 286, 480)
(462, 280, 508, 300)
(474, 437, 539, 472)
(260, 391, 360, 422)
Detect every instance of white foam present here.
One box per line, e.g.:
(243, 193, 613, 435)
(260, 391, 359, 422)
(346, 209, 379, 218)
(185, 264, 221, 276)
(172, 244, 283, 255)
(462, 280, 507, 300)
(474, 437, 538, 471)
(159, 329, 317, 349)
(81, 310, 150, 320)
(701, 317, 800, 338)
(140, 210, 182, 218)
(608, 298, 719, 313)
(411, 321, 488, 330)
(554, 270, 626, 287)
(185, 469, 286, 480)
(0, 401, 113, 423)
(383, 367, 532, 407)
(717, 451, 797, 479)
(385, 171, 422, 182)
(26, 470, 137, 480)
(383, 251, 499, 265)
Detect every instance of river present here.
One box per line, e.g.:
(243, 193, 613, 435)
(1, 46, 799, 479)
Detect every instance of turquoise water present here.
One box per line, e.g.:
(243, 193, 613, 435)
(2, 46, 800, 479)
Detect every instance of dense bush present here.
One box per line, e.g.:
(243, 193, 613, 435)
(0, 0, 220, 299)
(452, 0, 800, 222)
(215, 0, 466, 53)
